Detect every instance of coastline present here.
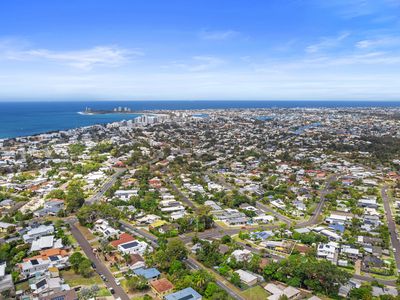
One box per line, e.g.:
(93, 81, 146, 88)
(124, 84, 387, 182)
(2, 100, 400, 140)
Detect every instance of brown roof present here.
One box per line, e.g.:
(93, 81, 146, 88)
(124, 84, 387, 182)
(130, 253, 144, 264)
(40, 289, 78, 300)
(150, 278, 174, 293)
(259, 258, 270, 269)
(110, 233, 135, 247)
(295, 244, 311, 253)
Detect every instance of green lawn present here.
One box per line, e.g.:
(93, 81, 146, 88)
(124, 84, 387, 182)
(61, 269, 103, 287)
(66, 234, 77, 245)
(97, 287, 112, 297)
(15, 281, 30, 291)
(241, 285, 270, 300)
(76, 224, 96, 241)
(131, 295, 153, 300)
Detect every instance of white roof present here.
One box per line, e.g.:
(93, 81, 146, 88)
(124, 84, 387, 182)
(26, 224, 54, 236)
(30, 235, 54, 251)
(0, 263, 5, 277)
(235, 269, 257, 284)
(264, 283, 283, 295)
(328, 214, 348, 220)
(0, 221, 14, 229)
(283, 286, 300, 298)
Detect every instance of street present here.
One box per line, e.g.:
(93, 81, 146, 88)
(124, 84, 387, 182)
(70, 223, 130, 300)
(86, 168, 126, 205)
(296, 175, 337, 228)
(120, 220, 246, 300)
(185, 257, 245, 300)
(381, 186, 400, 270)
(165, 177, 197, 210)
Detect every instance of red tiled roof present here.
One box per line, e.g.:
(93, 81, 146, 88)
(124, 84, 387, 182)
(110, 233, 135, 247)
(150, 278, 174, 293)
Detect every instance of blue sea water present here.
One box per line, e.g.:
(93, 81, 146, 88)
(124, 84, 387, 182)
(1, 100, 400, 139)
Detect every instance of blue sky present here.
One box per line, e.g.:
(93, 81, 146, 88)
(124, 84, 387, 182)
(1, 0, 400, 101)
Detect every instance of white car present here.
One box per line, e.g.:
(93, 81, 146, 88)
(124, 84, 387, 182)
(115, 279, 121, 286)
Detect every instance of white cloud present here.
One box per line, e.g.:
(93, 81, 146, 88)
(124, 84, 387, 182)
(189, 56, 225, 71)
(0, 43, 141, 70)
(166, 55, 225, 72)
(306, 32, 350, 53)
(199, 30, 239, 40)
(318, 0, 399, 19)
(356, 36, 400, 49)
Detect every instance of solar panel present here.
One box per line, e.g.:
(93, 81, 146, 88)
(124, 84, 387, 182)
(121, 241, 138, 249)
(36, 279, 47, 289)
(31, 259, 39, 265)
(179, 296, 194, 300)
(49, 256, 59, 261)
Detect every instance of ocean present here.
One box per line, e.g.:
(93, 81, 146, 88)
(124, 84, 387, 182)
(1, 100, 400, 139)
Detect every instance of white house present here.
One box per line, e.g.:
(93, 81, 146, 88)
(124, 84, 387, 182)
(114, 190, 138, 201)
(317, 242, 339, 264)
(235, 269, 258, 286)
(93, 219, 119, 238)
(118, 240, 150, 256)
(23, 225, 55, 243)
(231, 249, 252, 262)
(253, 215, 275, 224)
(0, 263, 14, 293)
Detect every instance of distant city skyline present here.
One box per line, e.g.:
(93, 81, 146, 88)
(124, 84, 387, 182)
(1, 0, 400, 101)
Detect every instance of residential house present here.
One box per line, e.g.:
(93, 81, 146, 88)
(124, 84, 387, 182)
(129, 254, 146, 270)
(34, 200, 64, 217)
(110, 233, 135, 248)
(133, 267, 160, 281)
(40, 290, 78, 300)
(118, 240, 150, 256)
(164, 287, 202, 300)
(0, 262, 14, 293)
(264, 283, 301, 300)
(0, 221, 14, 233)
(317, 242, 339, 264)
(150, 278, 174, 298)
(93, 219, 119, 238)
(235, 269, 258, 286)
(30, 235, 63, 252)
(231, 249, 252, 262)
(114, 189, 138, 201)
(23, 225, 55, 243)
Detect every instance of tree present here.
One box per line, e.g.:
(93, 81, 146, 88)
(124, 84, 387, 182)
(46, 189, 66, 200)
(349, 284, 372, 300)
(69, 252, 93, 277)
(77, 203, 121, 226)
(154, 239, 188, 270)
(66, 181, 85, 212)
(78, 259, 93, 278)
(221, 235, 232, 244)
(68, 143, 86, 156)
(263, 255, 350, 296)
(204, 282, 219, 298)
(196, 241, 223, 267)
(230, 272, 241, 287)
(126, 276, 148, 292)
(69, 252, 84, 272)
(165, 239, 188, 261)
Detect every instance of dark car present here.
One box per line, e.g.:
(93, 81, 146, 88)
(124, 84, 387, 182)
(109, 288, 115, 294)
